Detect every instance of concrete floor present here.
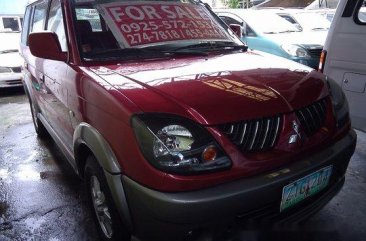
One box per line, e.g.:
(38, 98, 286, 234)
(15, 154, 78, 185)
(0, 88, 365, 241)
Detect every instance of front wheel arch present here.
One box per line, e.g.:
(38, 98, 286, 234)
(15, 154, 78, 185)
(73, 123, 134, 233)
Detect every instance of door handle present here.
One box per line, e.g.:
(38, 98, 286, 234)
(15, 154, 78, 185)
(39, 74, 45, 83)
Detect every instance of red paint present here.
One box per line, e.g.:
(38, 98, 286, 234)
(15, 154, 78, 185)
(21, 0, 349, 192)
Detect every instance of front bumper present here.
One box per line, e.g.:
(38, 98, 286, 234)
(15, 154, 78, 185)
(0, 73, 23, 88)
(123, 130, 357, 240)
(291, 56, 319, 69)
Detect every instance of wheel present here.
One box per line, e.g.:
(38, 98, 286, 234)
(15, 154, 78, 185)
(84, 156, 130, 241)
(29, 97, 48, 137)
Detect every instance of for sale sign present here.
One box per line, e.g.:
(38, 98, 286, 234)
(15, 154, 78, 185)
(97, 1, 229, 47)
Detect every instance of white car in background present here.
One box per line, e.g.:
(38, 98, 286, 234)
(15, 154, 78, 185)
(0, 15, 23, 88)
(276, 10, 331, 32)
(258, 8, 331, 32)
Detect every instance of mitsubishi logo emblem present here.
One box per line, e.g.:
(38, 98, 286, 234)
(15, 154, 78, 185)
(289, 120, 302, 144)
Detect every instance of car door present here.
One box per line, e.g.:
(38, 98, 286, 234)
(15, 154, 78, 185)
(42, 0, 74, 149)
(218, 13, 259, 47)
(218, 13, 280, 55)
(323, 0, 366, 131)
(26, 0, 53, 120)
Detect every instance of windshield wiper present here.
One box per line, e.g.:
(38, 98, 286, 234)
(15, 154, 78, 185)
(83, 47, 209, 61)
(84, 48, 172, 61)
(278, 30, 298, 33)
(0, 49, 18, 54)
(312, 27, 329, 31)
(170, 42, 248, 52)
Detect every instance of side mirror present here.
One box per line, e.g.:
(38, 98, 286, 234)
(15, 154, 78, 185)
(294, 24, 303, 31)
(229, 24, 243, 38)
(28, 31, 67, 61)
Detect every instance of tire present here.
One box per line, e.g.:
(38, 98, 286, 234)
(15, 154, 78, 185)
(84, 156, 131, 241)
(28, 97, 48, 138)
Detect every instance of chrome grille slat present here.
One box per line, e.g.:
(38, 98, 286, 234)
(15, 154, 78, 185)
(239, 123, 247, 145)
(228, 124, 234, 134)
(249, 121, 259, 151)
(260, 119, 271, 149)
(218, 116, 281, 152)
(295, 99, 327, 136)
(306, 107, 316, 131)
(311, 104, 321, 126)
(232, 123, 241, 143)
(243, 121, 253, 149)
(270, 117, 280, 147)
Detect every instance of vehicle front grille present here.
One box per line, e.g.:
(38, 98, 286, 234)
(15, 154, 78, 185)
(218, 116, 281, 152)
(295, 99, 327, 136)
(307, 48, 322, 59)
(10, 67, 22, 73)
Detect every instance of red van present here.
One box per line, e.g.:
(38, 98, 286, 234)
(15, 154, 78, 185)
(20, 0, 356, 240)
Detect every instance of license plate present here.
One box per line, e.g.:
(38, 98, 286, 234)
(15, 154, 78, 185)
(280, 165, 333, 212)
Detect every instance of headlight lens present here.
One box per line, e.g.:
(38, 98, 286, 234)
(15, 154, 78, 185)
(326, 77, 349, 128)
(0, 67, 12, 73)
(281, 44, 310, 58)
(132, 114, 231, 175)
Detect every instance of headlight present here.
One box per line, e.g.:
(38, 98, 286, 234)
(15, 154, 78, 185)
(0, 67, 12, 73)
(132, 114, 231, 175)
(281, 44, 310, 58)
(326, 77, 349, 128)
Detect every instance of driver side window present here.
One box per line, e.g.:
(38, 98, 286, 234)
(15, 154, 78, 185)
(47, 0, 68, 51)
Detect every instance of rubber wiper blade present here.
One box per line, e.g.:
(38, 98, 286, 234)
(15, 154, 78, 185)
(90, 48, 168, 56)
(170, 42, 247, 52)
(84, 48, 173, 61)
(312, 27, 328, 31)
(0, 49, 18, 54)
(163, 50, 209, 56)
(278, 30, 297, 33)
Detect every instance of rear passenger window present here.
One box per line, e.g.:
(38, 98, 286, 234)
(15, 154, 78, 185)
(31, 1, 48, 32)
(47, 0, 68, 51)
(21, 7, 32, 45)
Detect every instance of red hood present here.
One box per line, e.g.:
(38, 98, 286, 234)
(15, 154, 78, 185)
(88, 51, 328, 125)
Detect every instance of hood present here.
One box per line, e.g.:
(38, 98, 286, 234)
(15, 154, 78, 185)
(0, 51, 22, 67)
(88, 51, 328, 125)
(0, 33, 21, 52)
(264, 31, 327, 47)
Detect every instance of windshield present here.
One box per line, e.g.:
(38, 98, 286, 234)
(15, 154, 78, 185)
(245, 11, 300, 34)
(294, 12, 331, 31)
(1, 17, 21, 32)
(72, 0, 242, 61)
(0, 32, 21, 51)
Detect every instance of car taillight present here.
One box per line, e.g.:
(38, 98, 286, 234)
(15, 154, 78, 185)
(318, 50, 327, 73)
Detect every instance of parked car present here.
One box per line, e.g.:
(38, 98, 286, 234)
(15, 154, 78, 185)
(21, 0, 356, 240)
(320, 0, 366, 132)
(267, 9, 331, 32)
(215, 9, 326, 69)
(0, 32, 23, 88)
(304, 0, 338, 22)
